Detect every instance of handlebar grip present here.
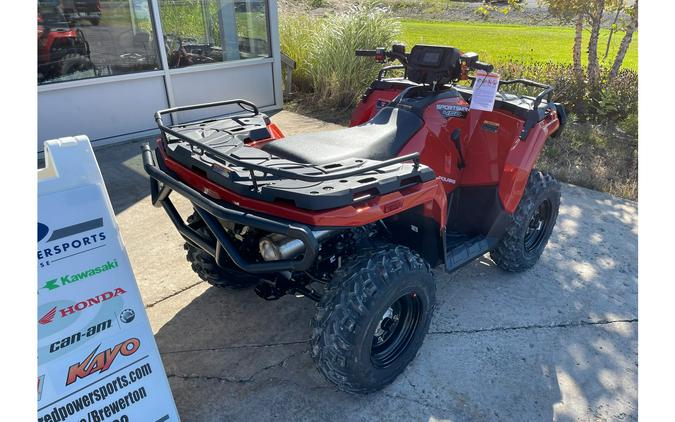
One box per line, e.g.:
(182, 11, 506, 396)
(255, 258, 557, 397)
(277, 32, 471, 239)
(355, 49, 377, 57)
(473, 61, 494, 73)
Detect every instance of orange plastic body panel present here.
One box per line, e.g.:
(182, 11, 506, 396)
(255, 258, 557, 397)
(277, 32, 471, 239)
(158, 141, 448, 229)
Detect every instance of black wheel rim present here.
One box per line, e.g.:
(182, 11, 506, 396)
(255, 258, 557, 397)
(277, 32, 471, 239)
(524, 199, 553, 252)
(371, 292, 423, 368)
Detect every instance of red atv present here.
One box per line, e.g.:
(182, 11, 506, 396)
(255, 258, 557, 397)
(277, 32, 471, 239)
(142, 44, 566, 393)
(38, 8, 93, 83)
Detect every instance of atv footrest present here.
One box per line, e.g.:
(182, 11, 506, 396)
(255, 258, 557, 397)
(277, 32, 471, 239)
(444, 233, 496, 271)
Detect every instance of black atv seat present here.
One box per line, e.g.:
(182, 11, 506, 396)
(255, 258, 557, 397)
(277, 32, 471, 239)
(262, 107, 423, 165)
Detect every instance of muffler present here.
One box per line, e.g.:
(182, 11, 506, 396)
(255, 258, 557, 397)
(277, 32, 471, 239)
(259, 230, 336, 261)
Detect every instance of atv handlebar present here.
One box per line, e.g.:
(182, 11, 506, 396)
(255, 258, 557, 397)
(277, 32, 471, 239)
(355, 46, 491, 74)
(473, 61, 494, 73)
(355, 49, 377, 57)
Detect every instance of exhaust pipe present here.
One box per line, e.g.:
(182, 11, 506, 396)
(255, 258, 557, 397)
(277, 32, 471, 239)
(259, 230, 336, 261)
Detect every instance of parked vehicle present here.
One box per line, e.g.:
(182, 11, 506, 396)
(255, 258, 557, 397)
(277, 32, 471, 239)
(142, 44, 566, 393)
(38, 8, 94, 83)
(61, 0, 102, 26)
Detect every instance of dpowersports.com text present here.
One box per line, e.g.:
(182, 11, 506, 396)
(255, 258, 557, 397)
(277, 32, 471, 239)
(38, 362, 153, 422)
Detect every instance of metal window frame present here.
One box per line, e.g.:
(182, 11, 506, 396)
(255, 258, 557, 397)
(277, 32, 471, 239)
(37, 0, 283, 110)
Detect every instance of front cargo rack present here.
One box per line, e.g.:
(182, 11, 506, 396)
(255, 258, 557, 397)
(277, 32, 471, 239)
(154, 99, 435, 211)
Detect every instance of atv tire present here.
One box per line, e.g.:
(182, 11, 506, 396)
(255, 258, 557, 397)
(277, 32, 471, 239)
(60, 54, 94, 77)
(311, 244, 435, 394)
(184, 212, 260, 289)
(490, 170, 560, 272)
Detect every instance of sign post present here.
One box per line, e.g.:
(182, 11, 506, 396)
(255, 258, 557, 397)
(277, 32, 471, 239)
(38, 136, 180, 422)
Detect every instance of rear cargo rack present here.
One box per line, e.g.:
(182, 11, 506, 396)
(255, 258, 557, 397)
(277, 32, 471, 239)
(155, 99, 421, 184)
(153, 99, 434, 211)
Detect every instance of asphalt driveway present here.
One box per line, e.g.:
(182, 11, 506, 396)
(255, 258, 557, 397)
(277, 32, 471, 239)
(95, 110, 637, 421)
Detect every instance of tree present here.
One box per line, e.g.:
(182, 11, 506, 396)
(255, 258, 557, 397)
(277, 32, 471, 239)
(543, 0, 589, 84)
(477, 0, 638, 91)
(609, 0, 638, 78)
(538, 0, 636, 85)
(603, 0, 624, 61)
(585, 0, 606, 88)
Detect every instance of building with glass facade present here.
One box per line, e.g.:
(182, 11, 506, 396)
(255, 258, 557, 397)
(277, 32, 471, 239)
(37, 0, 281, 151)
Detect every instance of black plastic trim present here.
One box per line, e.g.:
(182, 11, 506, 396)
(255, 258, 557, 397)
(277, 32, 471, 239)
(142, 144, 320, 273)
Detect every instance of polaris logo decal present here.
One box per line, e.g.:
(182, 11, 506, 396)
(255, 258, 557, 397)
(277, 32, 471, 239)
(65, 337, 140, 386)
(38, 288, 127, 324)
(41, 259, 119, 291)
(37, 218, 106, 267)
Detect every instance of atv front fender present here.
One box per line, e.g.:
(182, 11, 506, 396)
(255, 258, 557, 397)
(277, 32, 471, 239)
(499, 116, 561, 213)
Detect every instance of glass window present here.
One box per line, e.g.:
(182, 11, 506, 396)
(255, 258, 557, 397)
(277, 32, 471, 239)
(38, 0, 161, 85)
(158, 0, 270, 69)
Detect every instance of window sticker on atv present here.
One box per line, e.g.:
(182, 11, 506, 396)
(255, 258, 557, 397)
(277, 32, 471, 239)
(436, 104, 469, 118)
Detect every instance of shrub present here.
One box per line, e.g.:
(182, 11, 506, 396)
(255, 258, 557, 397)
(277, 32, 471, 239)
(279, 14, 319, 92)
(280, 5, 400, 108)
(493, 61, 637, 125)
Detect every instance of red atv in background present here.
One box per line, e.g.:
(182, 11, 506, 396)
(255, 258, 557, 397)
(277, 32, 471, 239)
(60, 0, 102, 26)
(142, 44, 566, 393)
(38, 6, 94, 83)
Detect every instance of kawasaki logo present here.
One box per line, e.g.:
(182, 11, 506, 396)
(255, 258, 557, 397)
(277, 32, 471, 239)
(66, 337, 140, 386)
(41, 259, 119, 291)
(38, 288, 127, 325)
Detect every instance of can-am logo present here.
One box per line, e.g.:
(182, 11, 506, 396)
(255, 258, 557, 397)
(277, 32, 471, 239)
(37, 218, 106, 266)
(66, 337, 140, 386)
(38, 288, 127, 325)
(41, 259, 119, 291)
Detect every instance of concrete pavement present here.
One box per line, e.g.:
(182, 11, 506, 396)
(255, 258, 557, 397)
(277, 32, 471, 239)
(96, 110, 637, 421)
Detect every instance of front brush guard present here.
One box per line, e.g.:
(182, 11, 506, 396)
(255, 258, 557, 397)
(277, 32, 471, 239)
(141, 144, 319, 274)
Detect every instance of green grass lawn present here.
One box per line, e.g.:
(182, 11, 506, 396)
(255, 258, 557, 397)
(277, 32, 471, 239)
(400, 20, 638, 71)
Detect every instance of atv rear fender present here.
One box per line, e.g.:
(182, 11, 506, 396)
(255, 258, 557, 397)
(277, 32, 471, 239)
(145, 142, 449, 271)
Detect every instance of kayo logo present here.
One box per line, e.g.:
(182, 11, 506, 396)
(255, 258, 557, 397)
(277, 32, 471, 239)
(37, 288, 127, 325)
(66, 337, 140, 386)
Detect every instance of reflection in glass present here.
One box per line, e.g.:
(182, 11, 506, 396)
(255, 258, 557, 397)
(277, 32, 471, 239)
(38, 0, 161, 85)
(158, 0, 270, 69)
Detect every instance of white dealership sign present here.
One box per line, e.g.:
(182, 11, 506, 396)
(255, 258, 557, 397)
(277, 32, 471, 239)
(38, 136, 179, 422)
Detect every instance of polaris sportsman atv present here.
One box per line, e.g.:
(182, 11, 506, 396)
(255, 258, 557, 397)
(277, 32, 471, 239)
(142, 44, 566, 393)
